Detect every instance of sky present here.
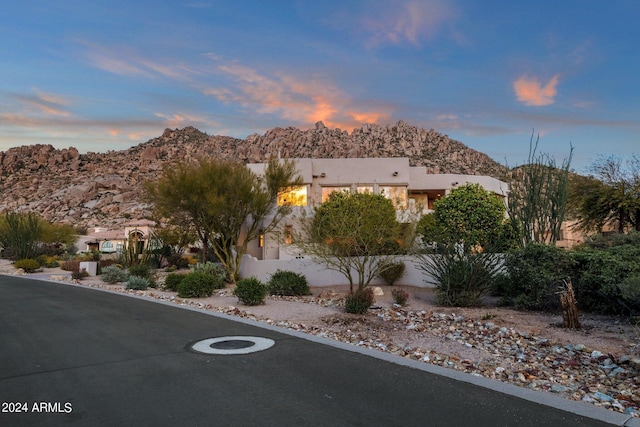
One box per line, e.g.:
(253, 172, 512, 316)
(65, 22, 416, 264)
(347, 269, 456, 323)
(1, 1, 639, 173)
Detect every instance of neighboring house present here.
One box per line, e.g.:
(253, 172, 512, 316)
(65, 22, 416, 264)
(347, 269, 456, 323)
(246, 157, 509, 261)
(82, 228, 124, 253)
(555, 219, 619, 248)
(83, 220, 156, 254)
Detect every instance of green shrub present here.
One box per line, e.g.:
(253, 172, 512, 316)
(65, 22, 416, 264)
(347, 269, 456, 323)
(72, 269, 89, 280)
(190, 261, 229, 283)
(618, 274, 640, 315)
(163, 273, 186, 292)
(128, 264, 151, 279)
(101, 265, 129, 284)
(501, 244, 576, 311)
(36, 255, 60, 268)
(582, 231, 640, 250)
(234, 277, 268, 306)
(126, 275, 150, 290)
(345, 288, 375, 314)
(14, 258, 41, 273)
(489, 273, 512, 297)
(167, 254, 189, 270)
(177, 271, 223, 298)
(391, 288, 409, 306)
(572, 247, 639, 314)
(418, 250, 503, 307)
(379, 261, 406, 286)
(267, 270, 311, 296)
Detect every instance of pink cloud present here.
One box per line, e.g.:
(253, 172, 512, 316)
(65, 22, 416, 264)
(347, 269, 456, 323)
(82, 42, 197, 81)
(205, 61, 390, 130)
(360, 0, 457, 47)
(513, 74, 560, 106)
(12, 90, 73, 117)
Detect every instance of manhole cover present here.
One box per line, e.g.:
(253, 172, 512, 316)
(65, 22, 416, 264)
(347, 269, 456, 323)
(210, 339, 255, 350)
(191, 336, 275, 355)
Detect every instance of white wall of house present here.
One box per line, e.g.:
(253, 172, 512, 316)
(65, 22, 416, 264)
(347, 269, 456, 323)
(240, 254, 432, 288)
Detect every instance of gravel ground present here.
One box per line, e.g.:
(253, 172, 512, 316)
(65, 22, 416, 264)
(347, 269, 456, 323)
(3, 262, 639, 418)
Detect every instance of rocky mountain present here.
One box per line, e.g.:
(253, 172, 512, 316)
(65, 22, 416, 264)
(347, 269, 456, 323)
(0, 121, 507, 229)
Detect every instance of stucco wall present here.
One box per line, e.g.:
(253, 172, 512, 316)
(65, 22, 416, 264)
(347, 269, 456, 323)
(239, 254, 434, 288)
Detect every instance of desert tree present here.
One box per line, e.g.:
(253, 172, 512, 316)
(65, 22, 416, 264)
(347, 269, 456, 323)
(420, 183, 512, 251)
(569, 155, 640, 233)
(416, 183, 512, 306)
(147, 213, 197, 268)
(291, 191, 415, 293)
(506, 133, 573, 247)
(144, 157, 302, 282)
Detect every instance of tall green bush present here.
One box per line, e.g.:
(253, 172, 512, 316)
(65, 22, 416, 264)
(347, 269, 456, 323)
(501, 243, 576, 311)
(571, 244, 640, 314)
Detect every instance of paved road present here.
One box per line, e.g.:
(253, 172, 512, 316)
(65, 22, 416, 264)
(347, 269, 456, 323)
(0, 276, 633, 426)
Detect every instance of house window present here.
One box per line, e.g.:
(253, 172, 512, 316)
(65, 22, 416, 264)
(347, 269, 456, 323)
(284, 225, 293, 245)
(379, 186, 407, 208)
(321, 186, 351, 203)
(278, 185, 307, 206)
(259, 230, 264, 248)
(102, 241, 113, 251)
(357, 185, 374, 194)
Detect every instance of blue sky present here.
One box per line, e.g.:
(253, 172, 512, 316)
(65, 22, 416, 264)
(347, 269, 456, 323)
(1, 1, 638, 172)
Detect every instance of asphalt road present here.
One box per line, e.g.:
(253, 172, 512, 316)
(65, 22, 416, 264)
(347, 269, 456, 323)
(0, 275, 631, 426)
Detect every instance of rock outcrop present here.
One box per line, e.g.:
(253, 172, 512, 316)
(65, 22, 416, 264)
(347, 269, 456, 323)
(0, 121, 507, 228)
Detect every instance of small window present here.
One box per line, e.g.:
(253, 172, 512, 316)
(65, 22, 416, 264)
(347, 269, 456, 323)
(259, 230, 264, 248)
(102, 241, 113, 250)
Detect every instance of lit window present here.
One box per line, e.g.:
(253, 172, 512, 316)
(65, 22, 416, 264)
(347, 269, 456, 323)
(379, 186, 407, 208)
(278, 186, 307, 206)
(284, 225, 293, 244)
(357, 186, 373, 194)
(321, 186, 351, 203)
(259, 230, 264, 247)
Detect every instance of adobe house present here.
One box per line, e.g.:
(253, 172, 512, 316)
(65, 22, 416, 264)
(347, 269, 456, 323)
(83, 220, 156, 254)
(245, 157, 509, 261)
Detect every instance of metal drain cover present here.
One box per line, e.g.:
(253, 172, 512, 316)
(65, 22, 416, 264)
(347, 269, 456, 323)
(191, 336, 275, 355)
